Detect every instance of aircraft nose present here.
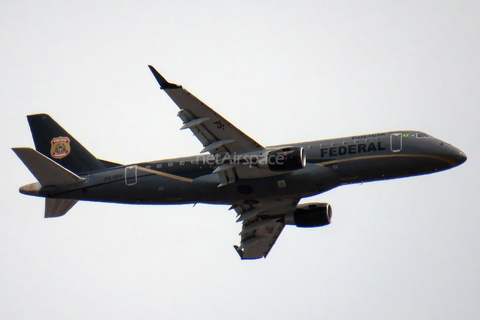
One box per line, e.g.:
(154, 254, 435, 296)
(445, 147, 467, 167)
(450, 150, 467, 166)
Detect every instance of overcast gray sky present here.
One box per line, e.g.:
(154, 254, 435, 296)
(1, 1, 479, 319)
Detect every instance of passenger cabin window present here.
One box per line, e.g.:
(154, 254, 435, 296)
(168, 162, 174, 167)
(157, 164, 162, 168)
(417, 132, 429, 138)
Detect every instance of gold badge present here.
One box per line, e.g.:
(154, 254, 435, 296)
(50, 137, 71, 159)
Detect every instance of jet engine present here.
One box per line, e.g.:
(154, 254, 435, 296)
(284, 203, 332, 228)
(258, 147, 306, 172)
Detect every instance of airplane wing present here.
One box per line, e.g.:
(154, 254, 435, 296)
(149, 66, 264, 157)
(233, 198, 299, 259)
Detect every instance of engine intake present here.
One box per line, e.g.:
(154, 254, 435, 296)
(259, 147, 306, 172)
(284, 203, 332, 228)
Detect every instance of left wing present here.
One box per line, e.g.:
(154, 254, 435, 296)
(149, 66, 264, 156)
(233, 198, 299, 259)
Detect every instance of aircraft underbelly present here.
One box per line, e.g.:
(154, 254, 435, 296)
(197, 164, 341, 204)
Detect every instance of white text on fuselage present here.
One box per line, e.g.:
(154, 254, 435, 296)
(350, 133, 386, 140)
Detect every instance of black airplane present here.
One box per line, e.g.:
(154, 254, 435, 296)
(12, 66, 467, 259)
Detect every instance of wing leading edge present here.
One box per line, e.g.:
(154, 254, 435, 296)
(148, 66, 264, 156)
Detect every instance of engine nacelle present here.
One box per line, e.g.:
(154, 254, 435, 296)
(284, 203, 332, 228)
(258, 147, 306, 172)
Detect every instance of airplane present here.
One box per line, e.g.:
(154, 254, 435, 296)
(12, 66, 467, 260)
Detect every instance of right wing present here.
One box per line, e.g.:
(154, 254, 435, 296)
(149, 66, 264, 157)
(233, 197, 299, 260)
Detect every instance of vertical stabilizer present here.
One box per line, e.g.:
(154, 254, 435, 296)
(27, 114, 104, 174)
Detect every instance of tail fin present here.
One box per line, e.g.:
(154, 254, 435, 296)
(27, 114, 105, 174)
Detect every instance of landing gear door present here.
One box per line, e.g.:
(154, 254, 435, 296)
(125, 165, 137, 186)
(391, 133, 402, 152)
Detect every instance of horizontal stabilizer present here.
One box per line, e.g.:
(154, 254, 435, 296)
(45, 198, 78, 218)
(12, 147, 84, 186)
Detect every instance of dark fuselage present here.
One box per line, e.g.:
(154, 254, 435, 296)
(28, 130, 466, 206)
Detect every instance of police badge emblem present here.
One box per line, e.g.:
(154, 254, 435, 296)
(50, 136, 71, 159)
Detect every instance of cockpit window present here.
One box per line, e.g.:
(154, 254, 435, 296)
(417, 132, 429, 138)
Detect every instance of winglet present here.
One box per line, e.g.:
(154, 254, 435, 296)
(148, 65, 182, 89)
